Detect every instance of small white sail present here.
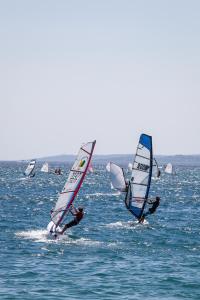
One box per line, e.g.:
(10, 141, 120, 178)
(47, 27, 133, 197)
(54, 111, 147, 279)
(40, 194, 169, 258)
(109, 162, 127, 192)
(165, 163, 173, 174)
(128, 163, 133, 171)
(41, 162, 49, 173)
(152, 158, 161, 179)
(88, 163, 94, 173)
(106, 162, 111, 172)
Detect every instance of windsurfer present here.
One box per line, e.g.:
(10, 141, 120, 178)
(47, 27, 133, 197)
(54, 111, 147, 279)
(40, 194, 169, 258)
(55, 168, 61, 175)
(139, 196, 160, 223)
(60, 205, 84, 234)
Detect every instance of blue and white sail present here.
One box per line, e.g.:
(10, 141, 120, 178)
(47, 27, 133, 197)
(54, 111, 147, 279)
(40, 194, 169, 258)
(109, 162, 127, 192)
(47, 141, 96, 233)
(24, 159, 36, 177)
(125, 134, 153, 219)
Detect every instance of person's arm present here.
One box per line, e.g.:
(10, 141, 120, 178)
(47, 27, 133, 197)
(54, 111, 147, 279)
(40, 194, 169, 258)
(69, 204, 77, 215)
(147, 198, 157, 204)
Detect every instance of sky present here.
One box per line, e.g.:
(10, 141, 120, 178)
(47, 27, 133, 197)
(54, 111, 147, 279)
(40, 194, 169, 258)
(0, 0, 200, 160)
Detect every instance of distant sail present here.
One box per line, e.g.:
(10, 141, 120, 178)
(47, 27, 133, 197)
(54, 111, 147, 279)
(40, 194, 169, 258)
(106, 162, 111, 172)
(152, 158, 161, 179)
(47, 141, 96, 231)
(41, 162, 49, 173)
(128, 163, 133, 172)
(88, 163, 94, 173)
(165, 163, 173, 174)
(24, 159, 36, 177)
(109, 162, 126, 192)
(125, 134, 153, 219)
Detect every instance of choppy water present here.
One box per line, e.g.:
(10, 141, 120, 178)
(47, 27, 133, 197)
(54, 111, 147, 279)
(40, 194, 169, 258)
(0, 161, 200, 299)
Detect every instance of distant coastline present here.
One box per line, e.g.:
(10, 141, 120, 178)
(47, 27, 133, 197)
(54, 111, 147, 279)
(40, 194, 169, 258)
(6, 154, 200, 167)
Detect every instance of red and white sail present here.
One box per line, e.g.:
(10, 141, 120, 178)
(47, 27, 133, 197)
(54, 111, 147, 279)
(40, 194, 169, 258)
(47, 141, 96, 231)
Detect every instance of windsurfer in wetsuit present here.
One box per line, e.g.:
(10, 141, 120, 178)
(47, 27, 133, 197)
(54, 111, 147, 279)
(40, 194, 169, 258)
(139, 196, 160, 223)
(60, 205, 84, 234)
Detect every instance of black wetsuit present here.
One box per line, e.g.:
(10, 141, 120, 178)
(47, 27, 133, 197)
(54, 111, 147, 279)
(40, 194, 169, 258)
(64, 211, 84, 229)
(142, 198, 160, 218)
(149, 199, 160, 214)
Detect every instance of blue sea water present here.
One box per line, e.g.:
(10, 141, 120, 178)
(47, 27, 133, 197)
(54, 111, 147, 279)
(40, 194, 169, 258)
(0, 161, 200, 300)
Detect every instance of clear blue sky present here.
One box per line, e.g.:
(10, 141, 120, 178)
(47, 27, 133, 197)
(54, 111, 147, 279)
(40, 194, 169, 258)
(1, 0, 200, 160)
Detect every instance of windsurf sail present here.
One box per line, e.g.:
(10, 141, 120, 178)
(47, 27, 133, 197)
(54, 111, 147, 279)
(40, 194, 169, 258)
(128, 163, 133, 172)
(152, 158, 161, 178)
(88, 163, 94, 173)
(106, 162, 111, 172)
(48, 140, 96, 231)
(109, 162, 127, 192)
(41, 162, 49, 173)
(165, 163, 173, 174)
(24, 159, 36, 177)
(125, 134, 153, 219)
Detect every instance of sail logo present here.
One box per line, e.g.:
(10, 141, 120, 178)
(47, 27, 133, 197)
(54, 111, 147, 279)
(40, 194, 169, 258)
(137, 163, 149, 171)
(78, 156, 88, 168)
(69, 171, 81, 183)
(79, 160, 86, 167)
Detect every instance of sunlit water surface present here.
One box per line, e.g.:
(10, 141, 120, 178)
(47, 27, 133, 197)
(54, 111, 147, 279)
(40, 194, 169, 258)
(0, 162, 200, 299)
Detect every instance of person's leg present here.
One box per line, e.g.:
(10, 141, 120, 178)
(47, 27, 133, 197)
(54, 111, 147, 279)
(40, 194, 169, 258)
(61, 219, 78, 234)
(66, 219, 78, 229)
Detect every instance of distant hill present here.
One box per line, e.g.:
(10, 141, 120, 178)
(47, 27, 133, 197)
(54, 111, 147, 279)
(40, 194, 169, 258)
(37, 154, 200, 166)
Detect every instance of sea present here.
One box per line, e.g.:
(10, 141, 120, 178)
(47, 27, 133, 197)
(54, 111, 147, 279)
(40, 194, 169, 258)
(0, 161, 200, 300)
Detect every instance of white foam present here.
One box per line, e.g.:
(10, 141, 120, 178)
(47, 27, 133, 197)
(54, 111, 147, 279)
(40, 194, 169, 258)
(18, 177, 29, 181)
(106, 219, 149, 229)
(15, 229, 51, 243)
(15, 229, 102, 246)
(86, 191, 121, 197)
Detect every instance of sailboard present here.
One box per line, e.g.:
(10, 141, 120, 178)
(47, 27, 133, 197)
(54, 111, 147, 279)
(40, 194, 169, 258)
(125, 134, 153, 220)
(41, 162, 49, 173)
(47, 140, 96, 234)
(24, 159, 36, 177)
(109, 162, 127, 192)
(164, 163, 173, 174)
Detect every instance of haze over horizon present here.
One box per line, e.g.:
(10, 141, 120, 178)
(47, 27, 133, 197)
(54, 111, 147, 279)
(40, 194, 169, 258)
(1, 1, 200, 160)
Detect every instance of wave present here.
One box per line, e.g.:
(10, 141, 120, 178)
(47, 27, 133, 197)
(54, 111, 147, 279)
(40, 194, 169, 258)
(86, 191, 121, 198)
